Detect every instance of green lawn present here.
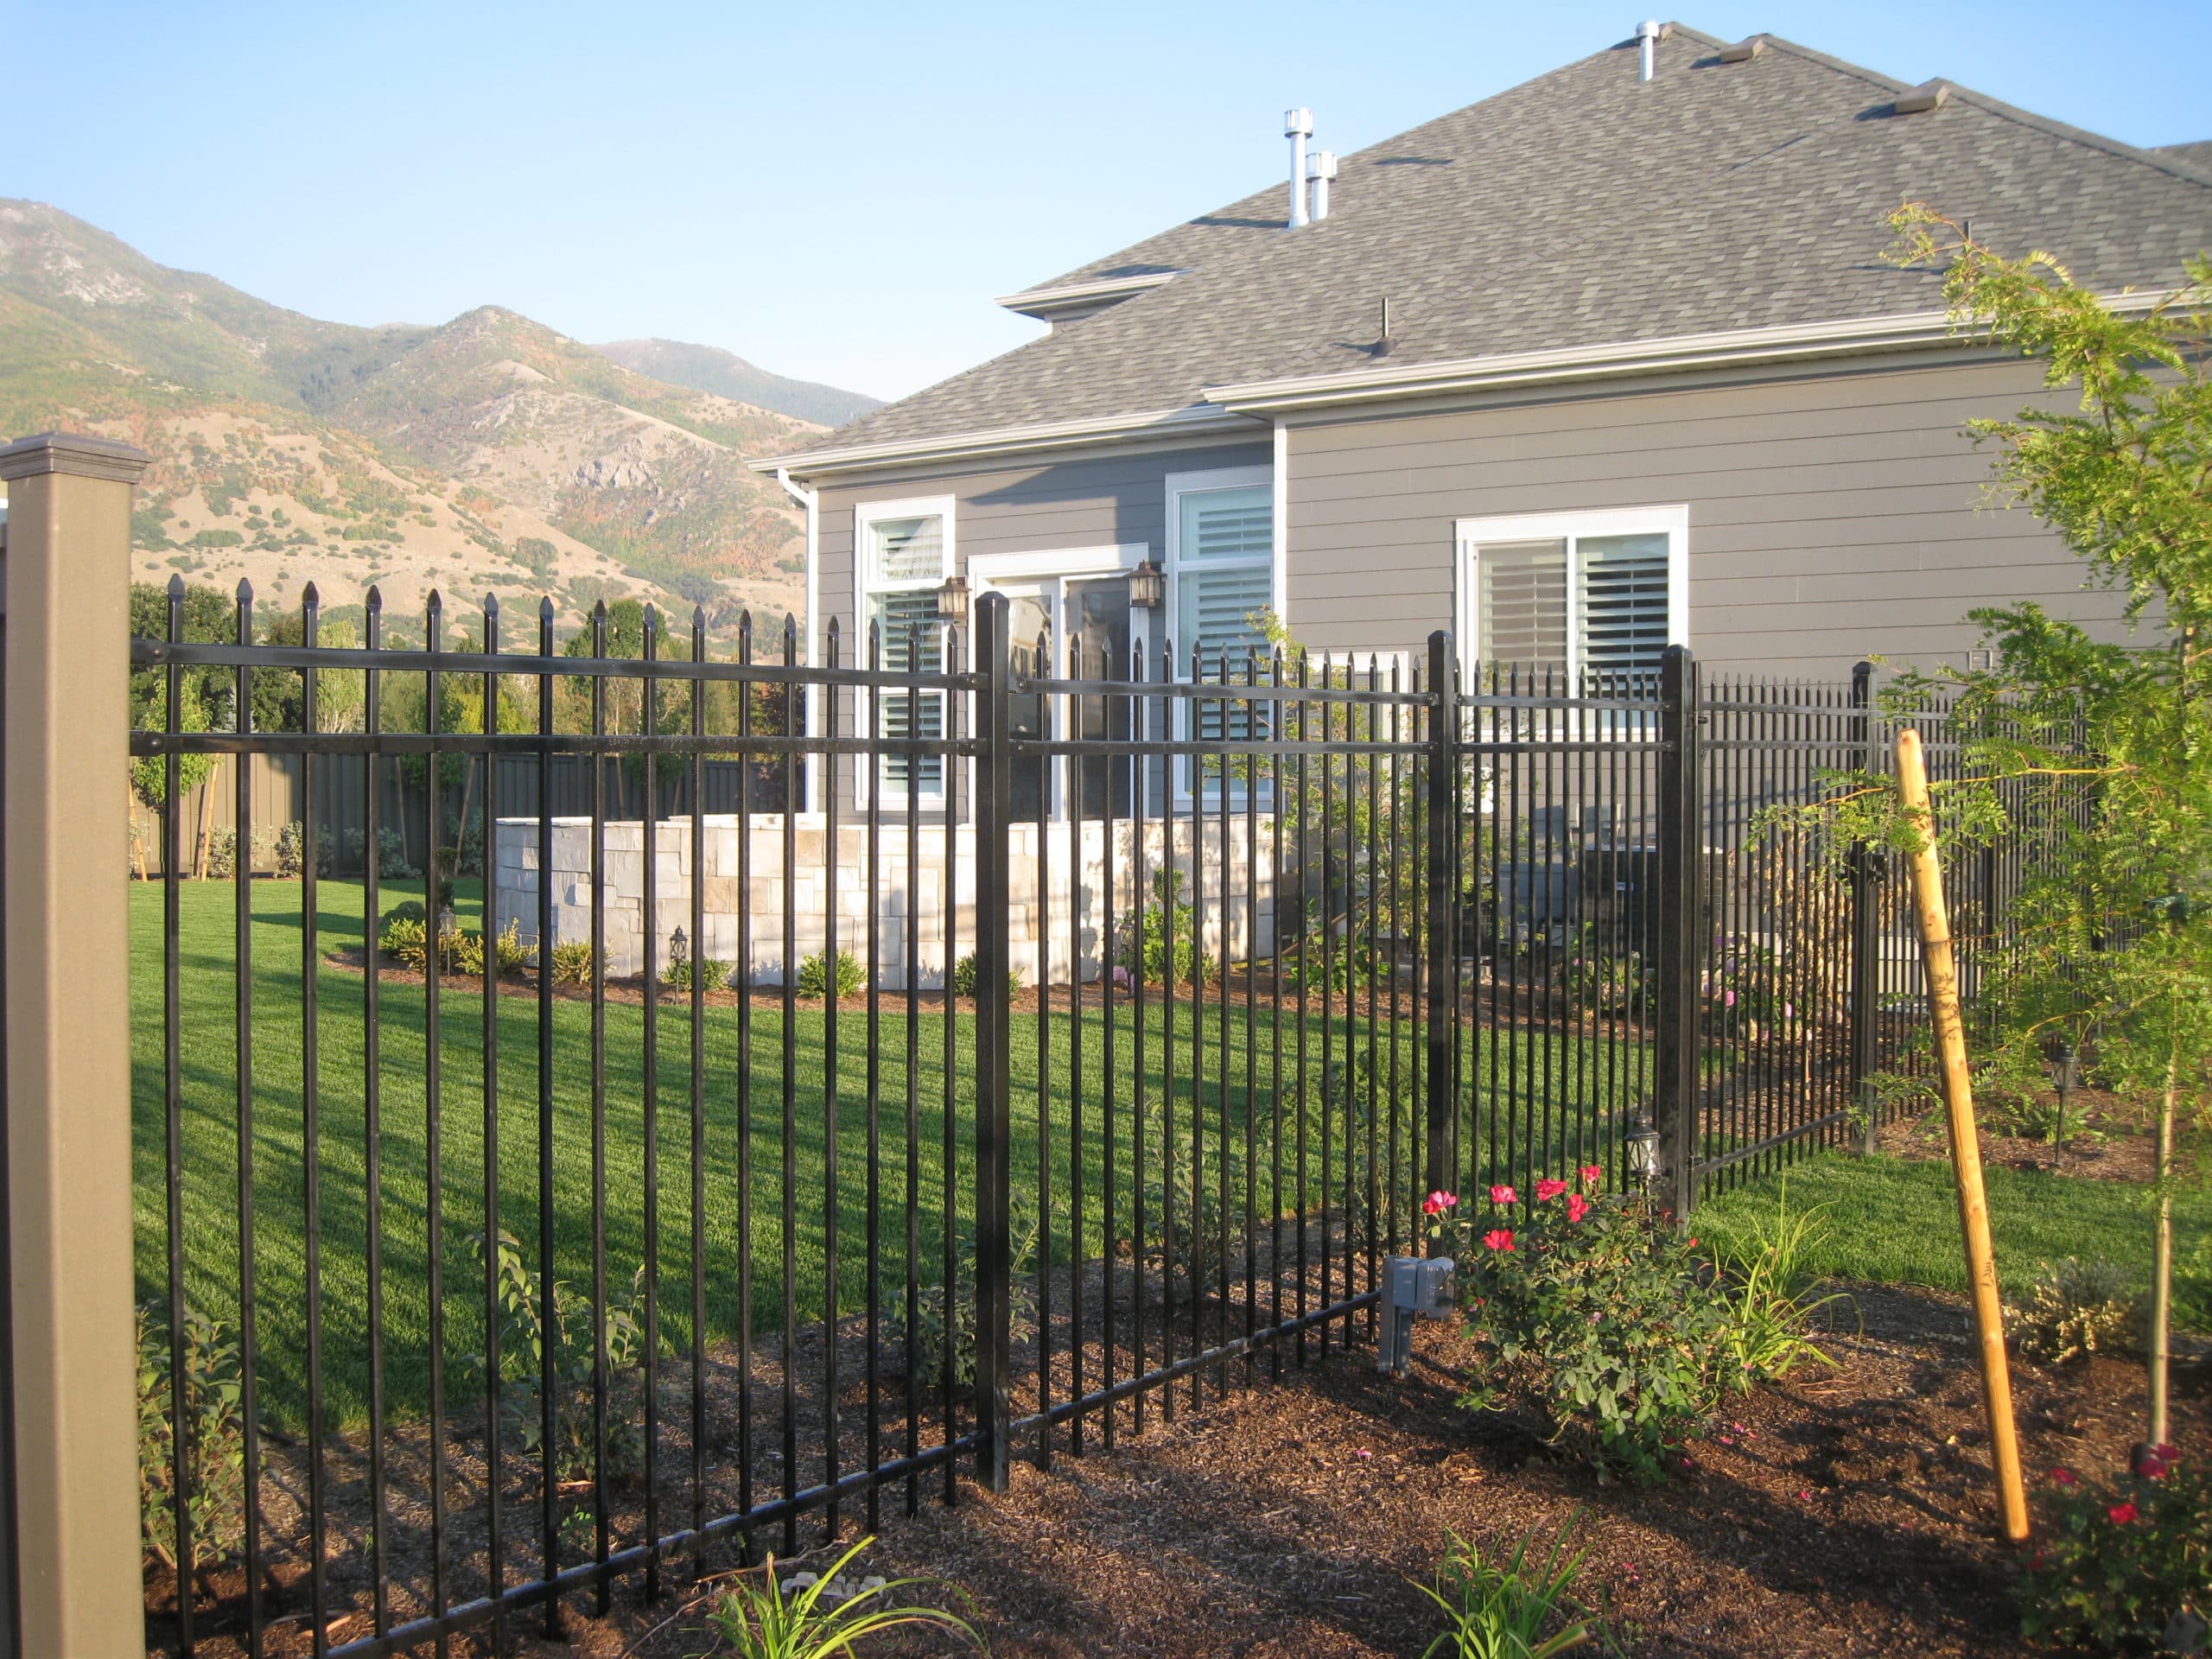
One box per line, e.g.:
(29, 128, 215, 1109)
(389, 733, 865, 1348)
(1694, 1153, 2212, 1331)
(133, 877, 1649, 1431)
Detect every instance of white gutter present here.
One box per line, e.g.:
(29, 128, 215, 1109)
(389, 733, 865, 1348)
(749, 403, 1262, 483)
(774, 464, 823, 811)
(1204, 292, 2170, 415)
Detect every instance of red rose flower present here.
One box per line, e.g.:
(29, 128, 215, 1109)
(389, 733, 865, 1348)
(1565, 1192, 1590, 1223)
(1481, 1229, 1516, 1253)
(2050, 1467, 2077, 1487)
(1535, 1178, 1570, 1202)
(1579, 1164, 1603, 1185)
(2107, 1502, 2138, 1526)
(1423, 1190, 1458, 1217)
(1488, 1184, 1517, 1205)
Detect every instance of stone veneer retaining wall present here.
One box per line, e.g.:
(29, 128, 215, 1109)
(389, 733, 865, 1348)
(493, 814, 1276, 989)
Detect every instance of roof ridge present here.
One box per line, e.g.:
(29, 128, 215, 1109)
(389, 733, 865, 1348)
(1753, 29, 2212, 195)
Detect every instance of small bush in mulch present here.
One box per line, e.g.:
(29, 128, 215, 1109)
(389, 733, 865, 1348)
(2018, 1446, 2210, 1655)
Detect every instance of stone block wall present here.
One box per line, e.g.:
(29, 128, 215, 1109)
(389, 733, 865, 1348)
(493, 814, 1276, 988)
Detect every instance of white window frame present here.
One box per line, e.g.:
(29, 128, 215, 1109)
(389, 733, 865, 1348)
(967, 543, 1153, 823)
(855, 494, 956, 806)
(1166, 464, 1277, 805)
(1453, 504, 1689, 688)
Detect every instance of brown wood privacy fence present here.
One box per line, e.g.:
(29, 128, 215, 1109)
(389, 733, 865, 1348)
(130, 751, 790, 878)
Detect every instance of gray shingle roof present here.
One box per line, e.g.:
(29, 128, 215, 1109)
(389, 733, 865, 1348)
(792, 24, 2212, 458)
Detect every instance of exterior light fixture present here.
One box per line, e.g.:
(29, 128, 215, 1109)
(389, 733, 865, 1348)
(671, 925, 689, 966)
(2044, 1036, 2080, 1161)
(437, 906, 457, 940)
(1128, 559, 1166, 609)
(935, 574, 970, 624)
(1624, 1111, 1660, 1190)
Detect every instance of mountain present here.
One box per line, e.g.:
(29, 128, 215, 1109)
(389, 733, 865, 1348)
(592, 338, 880, 429)
(0, 200, 823, 627)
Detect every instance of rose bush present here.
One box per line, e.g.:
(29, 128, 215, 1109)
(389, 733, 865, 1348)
(2018, 1447, 2209, 1653)
(1429, 1169, 1731, 1483)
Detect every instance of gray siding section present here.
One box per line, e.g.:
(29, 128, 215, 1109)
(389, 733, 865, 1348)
(1282, 353, 2135, 677)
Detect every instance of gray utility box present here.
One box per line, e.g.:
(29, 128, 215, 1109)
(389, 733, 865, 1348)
(1376, 1255, 1456, 1377)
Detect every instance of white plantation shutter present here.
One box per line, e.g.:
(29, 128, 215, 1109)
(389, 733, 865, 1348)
(860, 504, 951, 798)
(1173, 484, 1275, 791)
(1579, 533, 1669, 685)
(1475, 540, 1569, 671)
(868, 515, 944, 585)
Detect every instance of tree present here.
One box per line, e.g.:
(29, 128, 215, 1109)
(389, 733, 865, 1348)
(1837, 208, 2212, 1455)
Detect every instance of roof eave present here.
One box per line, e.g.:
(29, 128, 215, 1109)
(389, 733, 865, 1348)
(749, 402, 1263, 481)
(1201, 296, 2168, 414)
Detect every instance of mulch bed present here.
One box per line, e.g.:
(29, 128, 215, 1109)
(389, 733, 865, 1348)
(376, 1284, 2199, 1659)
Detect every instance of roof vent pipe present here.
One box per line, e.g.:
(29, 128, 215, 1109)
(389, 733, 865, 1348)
(1285, 108, 1313, 228)
(1306, 149, 1338, 221)
(1636, 19, 1661, 81)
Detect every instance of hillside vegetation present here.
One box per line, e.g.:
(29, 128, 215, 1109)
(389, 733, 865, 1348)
(0, 200, 847, 626)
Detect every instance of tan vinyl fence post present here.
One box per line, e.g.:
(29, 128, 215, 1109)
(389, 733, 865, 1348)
(1, 432, 151, 1656)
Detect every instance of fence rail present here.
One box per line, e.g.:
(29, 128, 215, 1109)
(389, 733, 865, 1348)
(124, 579, 2037, 1658)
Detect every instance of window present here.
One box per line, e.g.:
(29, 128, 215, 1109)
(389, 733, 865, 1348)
(1167, 466, 1277, 798)
(856, 497, 954, 800)
(1455, 506, 1688, 687)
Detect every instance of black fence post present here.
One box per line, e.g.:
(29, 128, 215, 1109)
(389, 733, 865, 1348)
(971, 594, 1014, 1493)
(1422, 632, 1455, 1213)
(1654, 645, 1701, 1219)
(1848, 660, 1881, 1153)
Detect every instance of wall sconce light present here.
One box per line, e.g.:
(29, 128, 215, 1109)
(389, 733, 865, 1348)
(935, 574, 970, 624)
(1128, 559, 1166, 609)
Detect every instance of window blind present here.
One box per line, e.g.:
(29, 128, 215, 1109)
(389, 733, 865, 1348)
(1579, 532, 1669, 684)
(1476, 539, 1569, 671)
(869, 515, 944, 585)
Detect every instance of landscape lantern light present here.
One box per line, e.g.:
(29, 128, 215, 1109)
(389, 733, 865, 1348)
(935, 574, 970, 624)
(437, 906, 456, 940)
(1624, 1111, 1660, 1189)
(1128, 560, 1166, 610)
(671, 925, 688, 966)
(2046, 1038, 2079, 1098)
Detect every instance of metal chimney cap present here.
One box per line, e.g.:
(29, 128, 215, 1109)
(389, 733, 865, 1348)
(1634, 18, 1662, 40)
(1306, 149, 1338, 181)
(1284, 107, 1314, 137)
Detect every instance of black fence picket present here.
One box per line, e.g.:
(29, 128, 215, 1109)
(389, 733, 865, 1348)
(127, 581, 2058, 1656)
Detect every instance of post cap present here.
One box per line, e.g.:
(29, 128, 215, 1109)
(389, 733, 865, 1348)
(0, 432, 151, 484)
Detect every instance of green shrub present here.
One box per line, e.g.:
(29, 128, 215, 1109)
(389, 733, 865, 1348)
(2009, 1256, 2142, 1366)
(884, 1198, 1041, 1389)
(550, 938, 597, 988)
(465, 1230, 649, 1486)
(1135, 1100, 1243, 1303)
(205, 825, 239, 880)
(1555, 923, 1649, 1021)
(1415, 1518, 1604, 1659)
(2019, 1449, 2209, 1652)
(346, 826, 419, 880)
(137, 1301, 248, 1571)
(795, 950, 864, 1001)
(663, 953, 727, 992)
(696, 1535, 984, 1657)
(1433, 1169, 1729, 1482)
(950, 951, 1019, 1001)
(1115, 869, 1217, 988)
(378, 909, 430, 970)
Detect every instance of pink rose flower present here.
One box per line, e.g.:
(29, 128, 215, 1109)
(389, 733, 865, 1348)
(1579, 1164, 1602, 1185)
(1535, 1177, 1570, 1202)
(1565, 1192, 1590, 1223)
(1422, 1190, 1458, 1217)
(1481, 1229, 1516, 1253)
(1488, 1184, 1516, 1205)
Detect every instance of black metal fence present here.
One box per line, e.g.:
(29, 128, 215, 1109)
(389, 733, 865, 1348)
(128, 579, 2024, 1656)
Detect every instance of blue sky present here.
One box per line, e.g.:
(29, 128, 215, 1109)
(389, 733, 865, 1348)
(18, 2, 2208, 404)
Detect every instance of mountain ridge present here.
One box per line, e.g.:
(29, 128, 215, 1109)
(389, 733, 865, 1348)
(591, 337, 880, 429)
(0, 200, 827, 627)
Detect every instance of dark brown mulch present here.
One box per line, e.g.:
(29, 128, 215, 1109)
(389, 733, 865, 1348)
(380, 1285, 2202, 1659)
(1873, 1086, 2204, 1183)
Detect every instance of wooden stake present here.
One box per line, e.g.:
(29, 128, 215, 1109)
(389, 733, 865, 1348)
(1895, 726, 2031, 1543)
